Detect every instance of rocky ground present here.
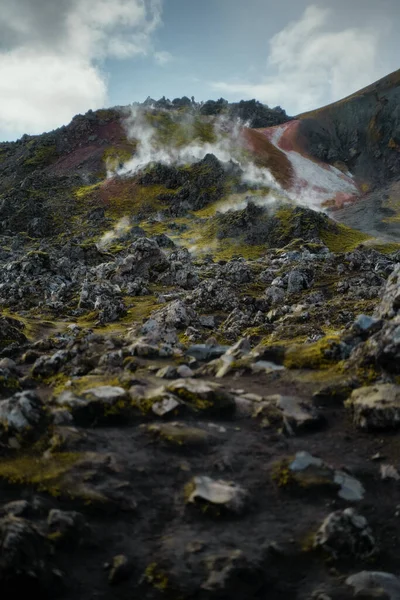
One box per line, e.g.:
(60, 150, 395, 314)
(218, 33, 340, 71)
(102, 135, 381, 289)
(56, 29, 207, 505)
(0, 211, 399, 599)
(0, 96, 400, 599)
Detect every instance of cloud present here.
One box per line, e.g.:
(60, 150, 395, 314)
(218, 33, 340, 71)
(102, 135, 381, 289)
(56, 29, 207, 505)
(211, 5, 385, 114)
(0, 0, 163, 138)
(154, 50, 173, 65)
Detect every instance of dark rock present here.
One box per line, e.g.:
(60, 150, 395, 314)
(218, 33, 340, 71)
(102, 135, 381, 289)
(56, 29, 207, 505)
(314, 508, 376, 560)
(0, 390, 47, 448)
(53, 386, 129, 426)
(47, 509, 89, 545)
(186, 343, 230, 361)
(166, 379, 236, 417)
(0, 515, 50, 592)
(107, 554, 131, 585)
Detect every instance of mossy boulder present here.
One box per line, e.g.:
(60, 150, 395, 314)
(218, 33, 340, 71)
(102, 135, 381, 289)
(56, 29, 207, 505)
(166, 379, 236, 417)
(53, 386, 130, 426)
(345, 384, 400, 430)
(0, 317, 27, 349)
(214, 202, 339, 249)
(284, 335, 348, 369)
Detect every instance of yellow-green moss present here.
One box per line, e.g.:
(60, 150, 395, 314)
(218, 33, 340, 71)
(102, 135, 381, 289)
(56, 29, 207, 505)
(43, 373, 70, 396)
(144, 112, 188, 148)
(369, 241, 400, 254)
(0, 452, 81, 497)
(25, 145, 58, 168)
(0, 376, 21, 393)
(103, 398, 130, 418)
(192, 118, 217, 144)
(320, 223, 370, 252)
(126, 296, 162, 323)
(271, 459, 294, 487)
(167, 386, 213, 411)
(284, 335, 343, 370)
(107, 184, 176, 221)
(74, 182, 102, 200)
(144, 563, 169, 591)
(103, 146, 135, 171)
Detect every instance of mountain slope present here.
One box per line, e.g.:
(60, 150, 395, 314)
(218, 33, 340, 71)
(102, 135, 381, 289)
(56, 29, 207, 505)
(297, 68, 400, 186)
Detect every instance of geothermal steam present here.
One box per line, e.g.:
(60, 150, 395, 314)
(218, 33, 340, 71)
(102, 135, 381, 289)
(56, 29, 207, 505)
(117, 105, 283, 203)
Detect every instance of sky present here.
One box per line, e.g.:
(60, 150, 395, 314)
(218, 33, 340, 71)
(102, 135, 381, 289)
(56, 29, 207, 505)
(0, 0, 398, 141)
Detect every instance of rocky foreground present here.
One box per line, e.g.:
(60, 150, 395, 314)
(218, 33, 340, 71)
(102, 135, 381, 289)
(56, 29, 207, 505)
(0, 216, 399, 599)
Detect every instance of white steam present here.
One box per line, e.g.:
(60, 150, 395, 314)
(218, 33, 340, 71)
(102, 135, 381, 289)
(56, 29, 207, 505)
(97, 216, 131, 250)
(115, 105, 358, 216)
(117, 105, 283, 201)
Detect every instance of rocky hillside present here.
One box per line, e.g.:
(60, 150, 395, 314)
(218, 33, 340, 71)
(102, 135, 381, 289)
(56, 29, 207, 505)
(299, 69, 400, 185)
(0, 86, 399, 599)
(298, 69, 400, 240)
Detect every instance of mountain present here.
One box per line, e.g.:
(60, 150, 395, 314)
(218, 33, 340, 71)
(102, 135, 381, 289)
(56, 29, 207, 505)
(298, 69, 400, 239)
(0, 81, 399, 599)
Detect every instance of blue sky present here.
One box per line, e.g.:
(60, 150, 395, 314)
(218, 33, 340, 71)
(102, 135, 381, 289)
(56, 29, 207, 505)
(0, 0, 398, 140)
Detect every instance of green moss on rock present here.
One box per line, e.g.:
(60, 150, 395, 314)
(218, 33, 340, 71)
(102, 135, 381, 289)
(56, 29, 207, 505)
(284, 335, 344, 370)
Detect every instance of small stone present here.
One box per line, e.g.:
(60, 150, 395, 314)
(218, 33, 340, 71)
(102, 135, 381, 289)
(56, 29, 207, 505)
(0, 500, 30, 517)
(199, 315, 215, 328)
(287, 270, 310, 294)
(353, 314, 382, 335)
(167, 379, 235, 416)
(289, 452, 364, 501)
(380, 464, 400, 481)
(176, 365, 194, 378)
(47, 509, 89, 545)
(129, 341, 160, 358)
(346, 571, 400, 599)
(108, 554, 131, 585)
(333, 470, 365, 501)
(272, 394, 321, 431)
(147, 422, 211, 446)
(186, 476, 248, 514)
(314, 508, 375, 560)
(371, 453, 383, 461)
(156, 365, 178, 379)
(186, 344, 230, 362)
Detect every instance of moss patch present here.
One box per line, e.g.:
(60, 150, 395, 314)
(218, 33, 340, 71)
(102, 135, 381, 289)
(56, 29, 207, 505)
(0, 452, 81, 497)
(144, 562, 170, 591)
(284, 335, 344, 370)
(320, 223, 371, 252)
(24, 145, 59, 169)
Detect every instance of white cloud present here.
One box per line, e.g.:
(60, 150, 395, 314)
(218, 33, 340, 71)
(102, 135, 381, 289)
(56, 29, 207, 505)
(0, 51, 107, 135)
(0, 0, 163, 138)
(212, 5, 385, 114)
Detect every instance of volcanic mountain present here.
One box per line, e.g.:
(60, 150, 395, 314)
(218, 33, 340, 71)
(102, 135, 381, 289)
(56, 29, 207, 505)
(0, 75, 399, 600)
